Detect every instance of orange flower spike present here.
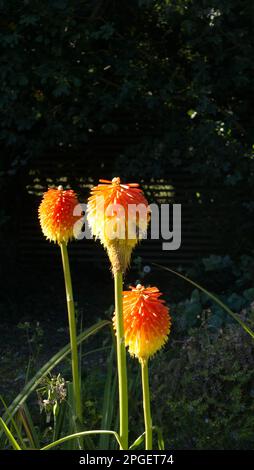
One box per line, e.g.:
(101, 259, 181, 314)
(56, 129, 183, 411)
(87, 177, 150, 273)
(38, 186, 79, 244)
(114, 285, 172, 361)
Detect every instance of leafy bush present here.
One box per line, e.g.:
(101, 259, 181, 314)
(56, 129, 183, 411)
(0, 0, 253, 275)
(1, 0, 253, 180)
(151, 311, 254, 449)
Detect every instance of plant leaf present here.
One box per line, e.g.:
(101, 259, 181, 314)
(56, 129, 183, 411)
(18, 403, 40, 449)
(0, 418, 21, 450)
(0, 396, 27, 449)
(152, 263, 254, 339)
(153, 425, 165, 450)
(99, 346, 117, 450)
(129, 432, 145, 450)
(40, 429, 122, 450)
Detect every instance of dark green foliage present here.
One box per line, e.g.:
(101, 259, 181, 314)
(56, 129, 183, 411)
(151, 313, 254, 449)
(172, 254, 254, 330)
(0, 0, 253, 176)
(0, 0, 253, 254)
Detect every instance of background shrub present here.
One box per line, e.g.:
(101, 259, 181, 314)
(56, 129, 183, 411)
(150, 310, 254, 449)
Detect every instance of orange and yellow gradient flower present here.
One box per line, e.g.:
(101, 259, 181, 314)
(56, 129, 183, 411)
(87, 177, 149, 273)
(113, 284, 171, 362)
(38, 186, 79, 244)
(38, 186, 82, 421)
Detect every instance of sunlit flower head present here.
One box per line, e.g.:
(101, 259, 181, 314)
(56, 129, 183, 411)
(113, 284, 171, 361)
(87, 177, 149, 273)
(38, 186, 79, 244)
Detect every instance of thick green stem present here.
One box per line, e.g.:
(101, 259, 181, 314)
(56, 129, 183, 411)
(60, 242, 82, 423)
(114, 272, 128, 450)
(141, 359, 152, 450)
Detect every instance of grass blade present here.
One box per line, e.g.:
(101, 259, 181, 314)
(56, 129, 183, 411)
(52, 397, 67, 443)
(129, 432, 145, 450)
(0, 396, 27, 449)
(0, 418, 21, 450)
(18, 403, 40, 449)
(40, 429, 122, 450)
(99, 346, 116, 449)
(153, 426, 165, 450)
(153, 263, 254, 339)
(65, 382, 81, 450)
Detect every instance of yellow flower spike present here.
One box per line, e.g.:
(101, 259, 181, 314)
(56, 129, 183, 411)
(87, 177, 150, 274)
(38, 186, 82, 428)
(114, 284, 171, 361)
(87, 177, 149, 448)
(113, 284, 171, 450)
(38, 186, 79, 244)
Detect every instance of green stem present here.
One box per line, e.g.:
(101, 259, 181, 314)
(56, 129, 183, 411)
(60, 242, 82, 423)
(114, 272, 128, 450)
(141, 359, 152, 450)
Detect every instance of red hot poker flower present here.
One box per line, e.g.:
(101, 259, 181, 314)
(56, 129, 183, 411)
(38, 186, 79, 244)
(113, 284, 171, 362)
(87, 177, 149, 273)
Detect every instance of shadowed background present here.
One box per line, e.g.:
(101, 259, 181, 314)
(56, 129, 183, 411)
(0, 0, 254, 449)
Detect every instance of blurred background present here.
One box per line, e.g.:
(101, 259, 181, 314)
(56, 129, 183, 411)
(1, 0, 254, 449)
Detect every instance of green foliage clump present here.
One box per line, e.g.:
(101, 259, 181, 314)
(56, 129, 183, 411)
(0, 0, 253, 182)
(174, 254, 254, 330)
(0, 0, 253, 256)
(0, 0, 254, 260)
(151, 313, 254, 449)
